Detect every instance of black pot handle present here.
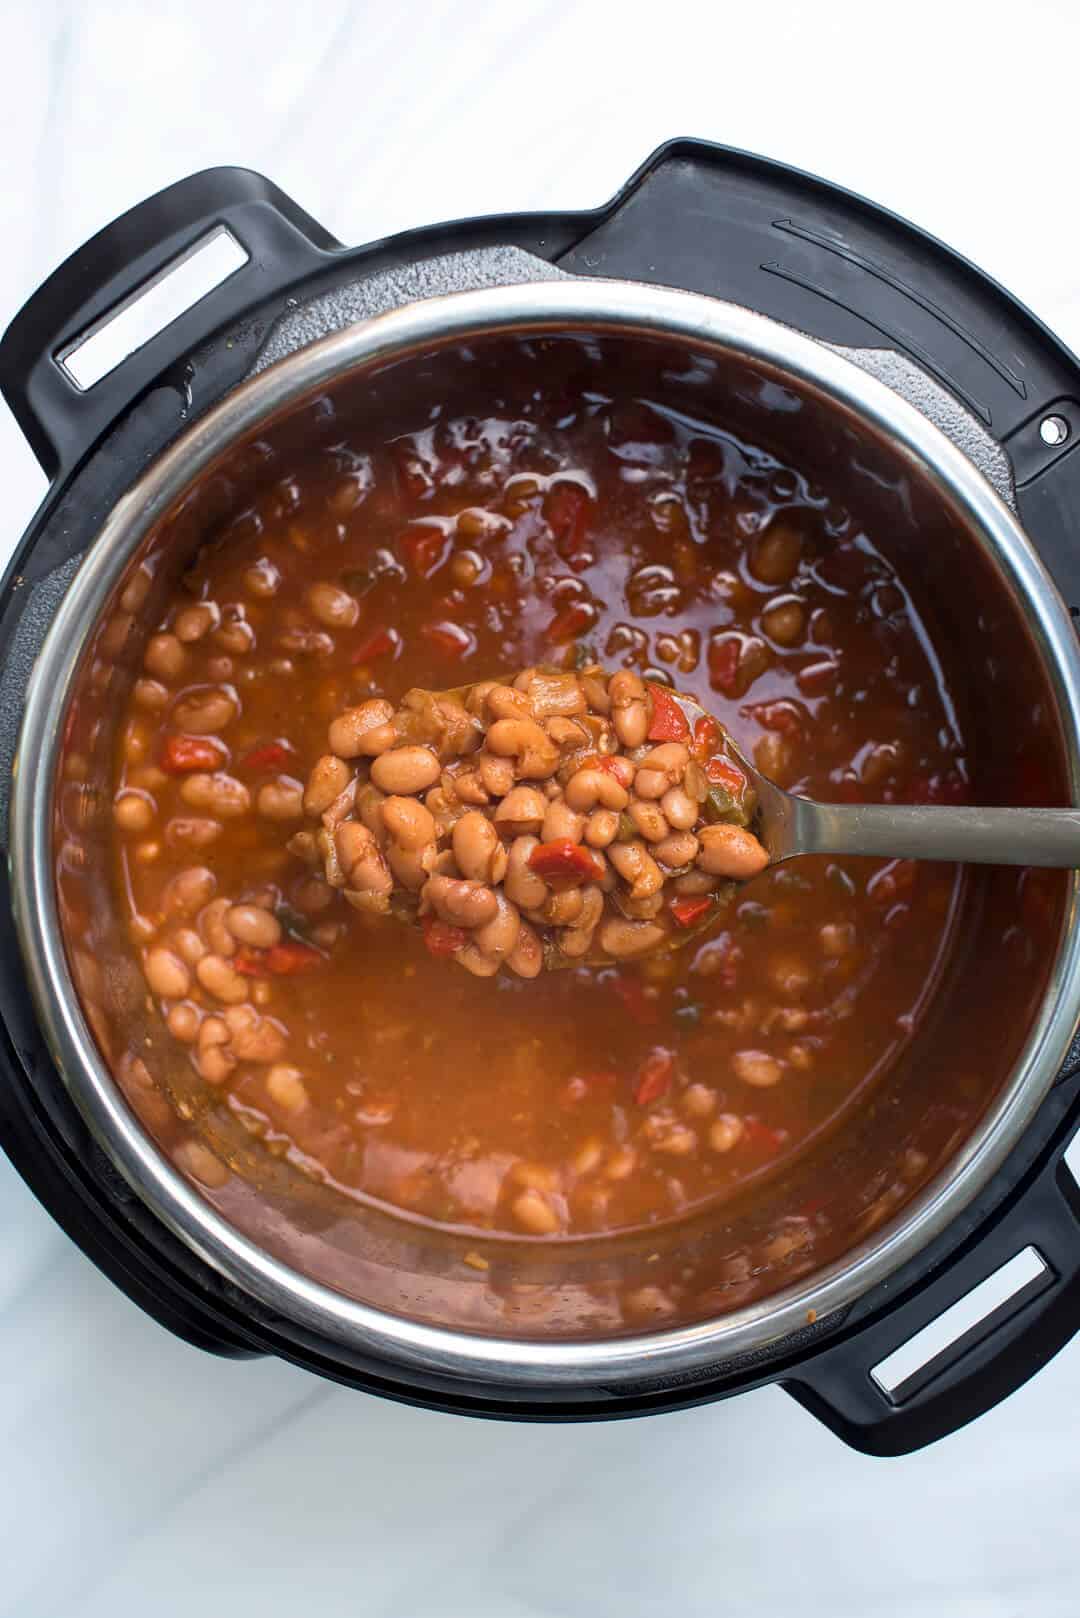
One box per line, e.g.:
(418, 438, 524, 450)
(784, 1086, 1080, 1455)
(0, 166, 341, 480)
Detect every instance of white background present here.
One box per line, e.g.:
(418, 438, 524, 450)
(2, 2, 1080, 1613)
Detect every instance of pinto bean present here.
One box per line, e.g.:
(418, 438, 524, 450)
(516, 669, 586, 719)
(371, 745, 441, 794)
(195, 953, 249, 1005)
(171, 687, 238, 734)
(598, 916, 667, 958)
(308, 582, 359, 628)
(144, 948, 191, 999)
(660, 784, 698, 830)
(304, 754, 353, 816)
(166, 1001, 201, 1043)
(328, 699, 396, 759)
(472, 893, 521, 963)
(585, 808, 619, 848)
(424, 874, 498, 929)
(512, 1188, 561, 1234)
(628, 799, 669, 843)
(505, 836, 547, 909)
(335, 821, 393, 894)
(382, 795, 437, 852)
(609, 670, 648, 748)
(226, 905, 282, 948)
(732, 1049, 784, 1088)
(486, 718, 560, 779)
(453, 811, 508, 883)
(564, 767, 629, 812)
(257, 776, 305, 820)
(697, 824, 770, 879)
(179, 772, 251, 818)
(161, 866, 216, 916)
(485, 684, 534, 721)
(542, 799, 586, 843)
(144, 633, 186, 680)
(543, 887, 585, 927)
(709, 1114, 746, 1153)
(640, 742, 690, 776)
(223, 1004, 287, 1063)
(266, 1064, 310, 1113)
(457, 942, 503, 977)
(501, 920, 539, 978)
(113, 790, 155, 833)
(608, 838, 664, 899)
(386, 839, 438, 892)
(165, 817, 222, 850)
(654, 830, 699, 868)
(477, 750, 516, 797)
(174, 602, 220, 642)
(493, 785, 547, 837)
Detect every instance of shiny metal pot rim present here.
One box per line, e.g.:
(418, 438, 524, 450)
(12, 279, 1080, 1388)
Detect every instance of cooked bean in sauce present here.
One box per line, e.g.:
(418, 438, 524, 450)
(111, 385, 967, 1238)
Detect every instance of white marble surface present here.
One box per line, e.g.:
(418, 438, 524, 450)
(3, 1, 1080, 1612)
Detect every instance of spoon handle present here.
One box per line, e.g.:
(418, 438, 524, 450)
(782, 801, 1080, 868)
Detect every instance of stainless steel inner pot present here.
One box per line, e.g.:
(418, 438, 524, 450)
(12, 279, 1080, 1391)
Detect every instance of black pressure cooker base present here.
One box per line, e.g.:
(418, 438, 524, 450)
(3, 140, 1080, 1455)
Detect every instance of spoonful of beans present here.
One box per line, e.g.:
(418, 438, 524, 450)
(291, 664, 1080, 978)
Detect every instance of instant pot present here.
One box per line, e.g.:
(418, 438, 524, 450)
(3, 140, 1080, 1456)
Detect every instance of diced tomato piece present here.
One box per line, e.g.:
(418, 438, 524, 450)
(743, 1117, 786, 1154)
(611, 973, 659, 1026)
(633, 1047, 675, 1106)
(596, 754, 629, 779)
(160, 734, 228, 774)
(670, 894, 713, 928)
(238, 741, 294, 773)
(400, 527, 446, 578)
(744, 699, 804, 735)
(646, 683, 690, 742)
(419, 620, 474, 659)
(705, 754, 746, 795)
(264, 940, 325, 975)
(546, 482, 590, 553)
(691, 714, 721, 762)
(707, 636, 741, 697)
(350, 627, 401, 664)
(232, 949, 268, 978)
(422, 914, 468, 956)
(528, 838, 604, 885)
(544, 601, 596, 644)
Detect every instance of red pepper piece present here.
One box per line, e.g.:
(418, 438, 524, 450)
(744, 699, 803, 735)
(419, 620, 473, 659)
(707, 636, 741, 697)
(351, 627, 401, 664)
(528, 838, 604, 884)
(743, 1117, 786, 1154)
(238, 741, 294, 773)
(546, 482, 590, 553)
(422, 914, 468, 956)
(264, 940, 324, 975)
(691, 714, 721, 762)
(670, 894, 713, 928)
(232, 949, 268, 978)
(611, 973, 659, 1026)
(633, 1047, 675, 1106)
(235, 942, 325, 976)
(544, 601, 596, 644)
(400, 527, 446, 578)
(705, 754, 746, 795)
(646, 683, 690, 742)
(160, 734, 228, 774)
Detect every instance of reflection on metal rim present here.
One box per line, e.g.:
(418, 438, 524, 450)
(11, 279, 1080, 1388)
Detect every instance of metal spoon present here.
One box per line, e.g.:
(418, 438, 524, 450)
(674, 690, 1080, 869)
